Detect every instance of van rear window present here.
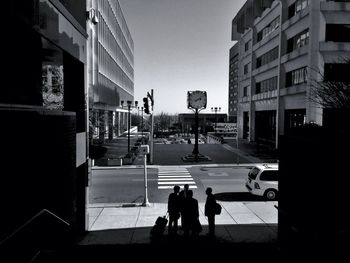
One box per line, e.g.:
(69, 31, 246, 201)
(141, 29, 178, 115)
(260, 171, 278, 181)
(248, 167, 260, 179)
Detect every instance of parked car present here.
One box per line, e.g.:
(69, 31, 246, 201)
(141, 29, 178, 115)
(245, 163, 278, 200)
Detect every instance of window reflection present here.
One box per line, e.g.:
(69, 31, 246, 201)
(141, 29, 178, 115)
(41, 38, 64, 110)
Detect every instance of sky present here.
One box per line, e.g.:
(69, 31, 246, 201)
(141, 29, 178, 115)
(119, 0, 246, 115)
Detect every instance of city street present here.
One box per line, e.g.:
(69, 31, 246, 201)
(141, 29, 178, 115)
(89, 165, 267, 205)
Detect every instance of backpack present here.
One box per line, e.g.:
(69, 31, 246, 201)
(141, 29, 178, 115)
(214, 203, 222, 215)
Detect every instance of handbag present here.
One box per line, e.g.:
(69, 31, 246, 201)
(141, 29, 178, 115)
(214, 203, 222, 215)
(193, 218, 202, 233)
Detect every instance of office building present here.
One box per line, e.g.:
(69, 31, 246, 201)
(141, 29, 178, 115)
(228, 43, 239, 123)
(1, 0, 88, 239)
(231, 0, 350, 148)
(87, 0, 134, 141)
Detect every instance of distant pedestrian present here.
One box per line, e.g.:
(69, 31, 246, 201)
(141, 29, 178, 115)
(205, 187, 217, 237)
(179, 184, 190, 228)
(182, 190, 199, 237)
(187, 138, 191, 144)
(167, 185, 181, 235)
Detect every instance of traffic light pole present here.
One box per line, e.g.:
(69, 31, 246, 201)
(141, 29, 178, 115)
(143, 89, 154, 164)
(150, 89, 154, 164)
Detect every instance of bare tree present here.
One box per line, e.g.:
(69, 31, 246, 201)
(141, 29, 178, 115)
(309, 58, 350, 110)
(154, 112, 177, 131)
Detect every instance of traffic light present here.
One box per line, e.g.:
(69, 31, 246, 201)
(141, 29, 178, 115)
(143, 97, 150, 114)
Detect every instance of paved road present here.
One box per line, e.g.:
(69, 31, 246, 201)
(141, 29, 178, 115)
(89, 165, 268, 205)
(153, 144, 254, 165)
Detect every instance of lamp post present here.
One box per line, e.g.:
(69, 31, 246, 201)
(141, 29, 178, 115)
(211, 107, 221, 135)
(121, 100, 138, 153)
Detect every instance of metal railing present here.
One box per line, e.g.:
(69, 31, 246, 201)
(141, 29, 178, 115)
(0, 209, 70, 246)
(0, 209, 71, 262)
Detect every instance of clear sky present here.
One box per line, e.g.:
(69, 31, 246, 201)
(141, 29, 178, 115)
(119, 0, 246, 115)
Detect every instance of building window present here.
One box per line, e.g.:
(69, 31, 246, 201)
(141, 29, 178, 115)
(255, 77, 278, 94)
(324, 63, 350, 82)
(257, 16, 280, 42)
(326, 24, 350, 42)
(256, 46, 279, 68)
(286, 67, 307, 87)
(243, 86, 249, 97)
(244, 64, 249, 74)
(244, 40, 251, 52)
(287, 29, 309, 53)
(288, 0, 309, 19)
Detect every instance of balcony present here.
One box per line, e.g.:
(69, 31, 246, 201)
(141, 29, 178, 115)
(253, 60, 279, 76)
(279, 84, 306, 97)
(281, 45, 308, 64)
(321, 1, 350, 12)
(320, 42, 350, 52)
(252, 90, 278, 101)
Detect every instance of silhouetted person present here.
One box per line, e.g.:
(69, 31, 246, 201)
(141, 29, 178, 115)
(179, 184, 190, 228)
(182, 190, 199, 237)
(167, 185, 180, 235)
(205, 187, 217, 237)
(187, 138, 191, 144)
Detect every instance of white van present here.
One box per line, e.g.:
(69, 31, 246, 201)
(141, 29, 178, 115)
(245, 163, 278, 200)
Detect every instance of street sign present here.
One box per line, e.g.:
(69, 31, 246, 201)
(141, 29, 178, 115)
(140, 145, 150, 155)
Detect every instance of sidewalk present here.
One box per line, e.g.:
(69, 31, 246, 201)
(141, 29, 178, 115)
(225, 138, 278, 163)
(83, 201, 278, 245)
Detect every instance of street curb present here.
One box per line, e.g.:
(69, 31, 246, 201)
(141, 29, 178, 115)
(91, 163, 274, 170)
(88, 202, 145, 208)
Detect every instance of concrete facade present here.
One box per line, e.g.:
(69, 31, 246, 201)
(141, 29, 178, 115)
(231, 0, 350, 148)
(87, 0, 134, 141)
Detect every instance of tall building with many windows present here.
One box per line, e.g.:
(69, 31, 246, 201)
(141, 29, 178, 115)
(87, 0, 134, 142)
(231, 0, 350, 148)
(228, 43, 239, 123)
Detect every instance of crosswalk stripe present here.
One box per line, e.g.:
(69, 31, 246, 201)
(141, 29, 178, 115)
(157, 167, 197, 189)
(158, 181, 196, 185)
(158, 185, 197, 189)
(158, 172, 190, 175)
(158, 175, 192, 178)
(158, 178, 194, 181)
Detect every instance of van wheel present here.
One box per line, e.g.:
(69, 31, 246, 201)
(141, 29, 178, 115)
(264, 189, 277, 200)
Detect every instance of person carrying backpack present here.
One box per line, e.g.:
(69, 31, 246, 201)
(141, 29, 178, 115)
(204, 187, 218, 237)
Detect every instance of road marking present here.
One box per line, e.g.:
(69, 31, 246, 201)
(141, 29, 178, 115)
(158, 172, 190, 175)
(158, 181, 196, 185)
(158, 175, 192, 178)
(158, 178, 194, 181)
(157, 166, 197, 190)
(158, 185, 197, 189)
(208, 172, 229, 176)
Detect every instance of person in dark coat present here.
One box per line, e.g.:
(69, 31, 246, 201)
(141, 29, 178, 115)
(182, 190, 199, 237)
(167, 185, 180, 235)
(179, 184, 190, 228)
(204, 187, 217, 237)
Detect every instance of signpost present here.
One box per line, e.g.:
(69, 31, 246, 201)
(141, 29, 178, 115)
(140, 145, 150, 206)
